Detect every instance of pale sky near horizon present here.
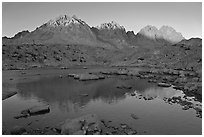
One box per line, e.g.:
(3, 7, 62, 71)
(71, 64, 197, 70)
(2, 2, 202, 39)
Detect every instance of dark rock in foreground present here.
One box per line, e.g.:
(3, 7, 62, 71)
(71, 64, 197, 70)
(14, 105, 50, 119)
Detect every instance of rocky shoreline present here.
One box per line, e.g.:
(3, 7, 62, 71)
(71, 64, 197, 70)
(4, 113, 142, 135)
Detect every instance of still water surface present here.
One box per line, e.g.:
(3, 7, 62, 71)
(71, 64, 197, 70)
(2, 73, 202, 134)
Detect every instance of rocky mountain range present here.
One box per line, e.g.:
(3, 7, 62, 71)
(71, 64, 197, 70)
(3, 15, 184, 48)
(2, 14, 202, 74)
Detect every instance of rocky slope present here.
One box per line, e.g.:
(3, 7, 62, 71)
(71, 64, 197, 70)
(114, 38, 202, 71)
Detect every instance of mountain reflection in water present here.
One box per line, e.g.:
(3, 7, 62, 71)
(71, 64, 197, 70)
(17, 76, 163, 112)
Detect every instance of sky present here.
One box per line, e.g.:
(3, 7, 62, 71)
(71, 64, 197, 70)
(2, 2, 202, 39)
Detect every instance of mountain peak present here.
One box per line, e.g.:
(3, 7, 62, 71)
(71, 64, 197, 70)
(159, 25, 185, 43)
(96, 21, 125, 30)
(138, 25, 159, 41)
(138, 25, 184, 44)
(46, 14, 86, 27)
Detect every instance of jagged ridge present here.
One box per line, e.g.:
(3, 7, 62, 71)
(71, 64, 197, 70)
(3, 14, 185, 48)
